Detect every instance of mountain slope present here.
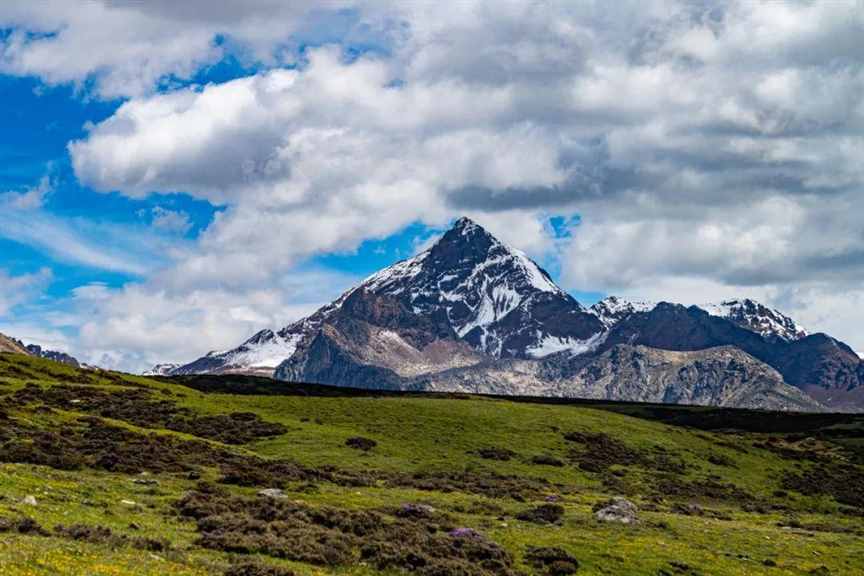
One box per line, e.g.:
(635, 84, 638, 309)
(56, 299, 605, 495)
(167, 218, 862, 411)
(173, 217, 603, 377)
(602, 303, 863, 411)
(0, 333, 29, 355)
(421, 345, 820, 410)
(1, 353, 862, 575)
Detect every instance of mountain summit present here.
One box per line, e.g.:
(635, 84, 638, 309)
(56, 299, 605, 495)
(173, 217, 603, 376)
(165, 218, 863, 412)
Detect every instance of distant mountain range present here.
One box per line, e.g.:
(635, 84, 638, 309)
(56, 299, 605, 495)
(0, 334, 80, 367)
(154, 217, 861, 412)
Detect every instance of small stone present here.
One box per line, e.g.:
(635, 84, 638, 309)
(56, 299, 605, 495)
(593, 497, 638, 524)
(132, 478, 159, 486)
(257, 488, 286, 499)
(22, 495, 37, 506)
(120, 499, 138, 506)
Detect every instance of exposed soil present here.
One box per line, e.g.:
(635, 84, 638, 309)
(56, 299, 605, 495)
(782, 464, 864, 509)
(530, 455, 565, 467)
(345, 436, 377, 451)
(223, 562, 296, 576)
(473, 447, 516, 461)
(563, 431, 687, 475)
(524, 546, 579, 575)
(516, 504, 565, 525)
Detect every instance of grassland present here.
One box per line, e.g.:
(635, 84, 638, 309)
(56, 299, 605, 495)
(0, 352, 862, 575)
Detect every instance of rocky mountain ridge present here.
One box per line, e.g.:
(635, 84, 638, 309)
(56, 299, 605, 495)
(163, 218, 863, 412)
(0, 333, 79, 367)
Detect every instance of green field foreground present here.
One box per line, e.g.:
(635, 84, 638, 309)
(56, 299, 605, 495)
(0, 352, 862, 575)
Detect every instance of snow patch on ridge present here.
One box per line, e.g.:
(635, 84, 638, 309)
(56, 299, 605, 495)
(701, 299, 807, 342)
(223, 331, 303, 369)
(526, 331, 606, 358)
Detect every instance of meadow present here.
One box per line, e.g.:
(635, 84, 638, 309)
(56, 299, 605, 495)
(0, 352, 861, 575)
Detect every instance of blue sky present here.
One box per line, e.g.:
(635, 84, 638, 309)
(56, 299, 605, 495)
(1, 2, 863, 369)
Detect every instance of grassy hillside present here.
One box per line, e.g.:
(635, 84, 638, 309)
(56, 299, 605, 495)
(0, 352, 862, 576)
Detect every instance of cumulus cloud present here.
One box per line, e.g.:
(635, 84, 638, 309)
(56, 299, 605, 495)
(0, 0, 373, 98)
(0, 268, 52, 316)
(0, 175, 53, 210)
(6, 0, 864, 361)
(148, 207, 193, 235)
(70, 267, 358, 371)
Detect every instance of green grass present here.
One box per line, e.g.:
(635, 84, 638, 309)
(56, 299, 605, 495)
(0, 352, 862, 575)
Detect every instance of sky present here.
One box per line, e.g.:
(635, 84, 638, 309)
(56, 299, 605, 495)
(1, 1, 863, 371)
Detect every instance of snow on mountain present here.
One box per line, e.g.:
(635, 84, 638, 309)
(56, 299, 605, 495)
(700, 299, 807, 342)
(169, 217, 603, 375)
(217, 329, 304, 369)
(525, 331, 606, 358)
(357, 216, 596, 357)
(165, 220, 811, 381)
(589, 296, 807, 344)
(143, 363, 181, 376)
(588, 296, 656, 329)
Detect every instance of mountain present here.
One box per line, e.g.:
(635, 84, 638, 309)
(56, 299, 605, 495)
(166, 217, 861, 411)
(171, 217, 603, 376)
(0, 333, 29, 355)
(599, 303, 864, 411)
(589, 296, 656, 329)
(0, 333, 79, 367)
(24, 344, 80, 367)
(701, 299, 807, 342)
(589, 296, 807, 344)
(142, 363, 182, 376)
(404, 344, 821, 411)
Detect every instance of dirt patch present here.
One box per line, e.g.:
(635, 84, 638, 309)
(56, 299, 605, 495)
(473, 447, 516, 461)
(0, 415, 229, 474)
(345, 436, 377, 451)
(782, 464, 864, 509)
(524, 546, 579, 575)
(706, 453, 736, 467)
(54, 523, 170, 551)
(653, 475, 758, 507)
(393, 470, 549, 501)
(224, 562, 296, 576)
(0, 516, 49, 536)
(516, 504, 564, 525)
(175, 483, 519, 575)
(564, 431, 686, 475)
(8, 384, 287, 445)
(531, 454, 565, 467)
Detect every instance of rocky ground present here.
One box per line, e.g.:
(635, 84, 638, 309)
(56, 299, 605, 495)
(0, 352, 862, 575)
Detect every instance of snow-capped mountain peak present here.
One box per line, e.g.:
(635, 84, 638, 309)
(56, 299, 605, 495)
(169, 217, 603, 375)
(355, 217, 592, 356)
(701, 298, 807, 342)
(588, 296, 656, 328)
(143, 363, 181, 376)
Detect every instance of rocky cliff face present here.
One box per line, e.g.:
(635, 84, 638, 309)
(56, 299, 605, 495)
(25, 344, 79, 367)
(0, 333, 29, 355)
(0, 333, 80, 367)
(166, 217, 863, 412)
(600, 303, 864, 410)
(406, 344, 822, 411)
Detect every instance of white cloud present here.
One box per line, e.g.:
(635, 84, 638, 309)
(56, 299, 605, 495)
(0, 268, 52, 316)
(149, 207, 193, 235)
(70, 267, 358, 372)
(0, 175, 53, 210)
(0, 0, 369, 98)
